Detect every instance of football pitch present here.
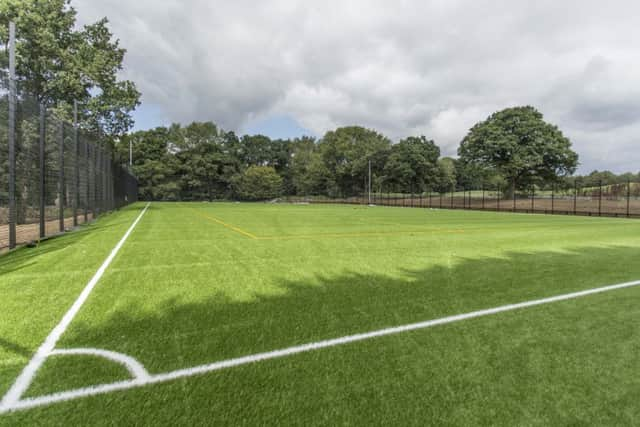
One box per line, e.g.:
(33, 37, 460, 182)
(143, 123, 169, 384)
(1, 202, 640, 425)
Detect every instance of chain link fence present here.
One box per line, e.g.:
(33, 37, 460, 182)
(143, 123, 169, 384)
(1, 31, 138, 252)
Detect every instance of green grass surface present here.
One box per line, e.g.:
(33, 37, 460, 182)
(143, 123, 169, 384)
(2, 202, 640, 425)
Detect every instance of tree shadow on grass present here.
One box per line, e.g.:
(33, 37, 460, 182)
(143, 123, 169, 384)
(55, 244, 640, 374)
(10, 243, 640, 425)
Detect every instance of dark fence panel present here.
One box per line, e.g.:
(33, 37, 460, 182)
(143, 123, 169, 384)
(284, 183, 640, 219)
(1, 90, 138, 252)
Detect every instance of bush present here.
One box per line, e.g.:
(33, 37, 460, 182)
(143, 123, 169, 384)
(236, 166, 283, 201)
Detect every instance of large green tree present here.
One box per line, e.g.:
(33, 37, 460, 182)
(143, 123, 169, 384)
(383, 136, 440, 193)
(458, 106, 578, 195)
(0, 0, 140, 136)
(318, 126, 391, 197)
(236, 166, 283, 201)
(175, 122, 241, 201)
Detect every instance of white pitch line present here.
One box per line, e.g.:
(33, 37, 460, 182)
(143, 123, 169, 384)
(0, 203, 150, 412)
(49, 348, 150, 380)
(4, 277, 640, 413)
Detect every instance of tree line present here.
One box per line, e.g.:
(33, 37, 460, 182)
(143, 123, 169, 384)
(116, 106, 638, 202)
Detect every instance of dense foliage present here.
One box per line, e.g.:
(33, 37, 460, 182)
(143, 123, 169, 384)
(0, 0, 140, 137)
(115, 106, 638, 201)
(458, 106, 579, 196)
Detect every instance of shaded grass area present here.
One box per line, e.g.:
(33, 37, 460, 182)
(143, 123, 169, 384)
(2, 202, 640, 424)
(4, 283, 640, 426)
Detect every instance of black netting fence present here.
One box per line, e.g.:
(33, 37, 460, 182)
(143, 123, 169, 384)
(284, 180, 640, 219)
(1, 73, 138, 252)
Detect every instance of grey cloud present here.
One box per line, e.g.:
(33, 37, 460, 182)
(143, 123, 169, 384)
(75, 0, 640, 172)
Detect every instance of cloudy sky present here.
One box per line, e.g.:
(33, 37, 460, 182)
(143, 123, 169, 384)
(75, 0, 640, 173)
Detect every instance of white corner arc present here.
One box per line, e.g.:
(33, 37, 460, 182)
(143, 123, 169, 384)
(49, 348, 150, 381)
(0, 203, 150, 413)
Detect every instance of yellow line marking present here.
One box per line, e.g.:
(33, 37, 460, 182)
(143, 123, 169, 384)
(257, 229, 465, 241)
(191, 207, 464, 241)
(191, 210, 258, 239)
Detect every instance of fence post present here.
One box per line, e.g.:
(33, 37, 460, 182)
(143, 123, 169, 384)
(481, 185, 485, 210)
(574, 180, 577, 215)
(95, 147, 100, 216)
(88, 143, 94, 219)
(58, 122, 65, 232)
(627, 180, 631, 218)
(8, 22, 17, 249)
(73, 101, 79, 226)
(512, 180, 516, 212)
(450, 188, 454, 209)
(497, 185, 500, 211)
(598, 180, 602, 217)
(551, 184, 555, 215)
(439, 192, 443, 209)
(531, 185, 535, 213)
(84, 136, 88, 223)
(106, 152, 112, 211)
(39, 103, 46, 238)
(428, 190, 432, 208)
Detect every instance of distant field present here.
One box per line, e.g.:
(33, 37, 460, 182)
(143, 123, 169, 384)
(2, 202, 640, 425)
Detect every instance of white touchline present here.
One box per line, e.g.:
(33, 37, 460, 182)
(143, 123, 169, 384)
(2, 276, 640, 414)
(0, 203, 150, 413)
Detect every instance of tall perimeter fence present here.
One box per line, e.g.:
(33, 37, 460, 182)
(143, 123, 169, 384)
(285, 182, 640, 219)
(1, 23, 138, 252)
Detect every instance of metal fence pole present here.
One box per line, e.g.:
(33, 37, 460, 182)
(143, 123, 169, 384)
(83, 137, 88, 222)
(573, 181, 577, 215)
(497, 185, 501, 211)
(531, 185, 535, 213)
(627, 180, 631, 218)
(58, 122, 65, 232)
(551, 184, 555, 215)
(39, 103, 46, 238)
(512, 180, 516, 212)
(88, 143, 93, 219)
(104, 151, 110, 211)
(8, 22, 17, 249)
(481, 185, 485, 210)
(598, 180, 602, 216)
(73, 101, 79, 226)
(96, 148, 101, 213)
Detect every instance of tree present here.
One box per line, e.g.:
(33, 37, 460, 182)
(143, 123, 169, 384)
(318, 126, 391, 197)
(236, 166, 283, 201)
(383, 136, 440, 193)
(458, 106, 578, 196)
(435, 157, 457, 193)
(175, 122, 241, 200)
(0, 0, 140, 136)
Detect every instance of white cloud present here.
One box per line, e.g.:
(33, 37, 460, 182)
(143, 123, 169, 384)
(75, 0, 640, 172)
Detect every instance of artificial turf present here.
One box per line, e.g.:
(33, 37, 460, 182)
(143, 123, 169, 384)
(1, 202, 640, 425)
